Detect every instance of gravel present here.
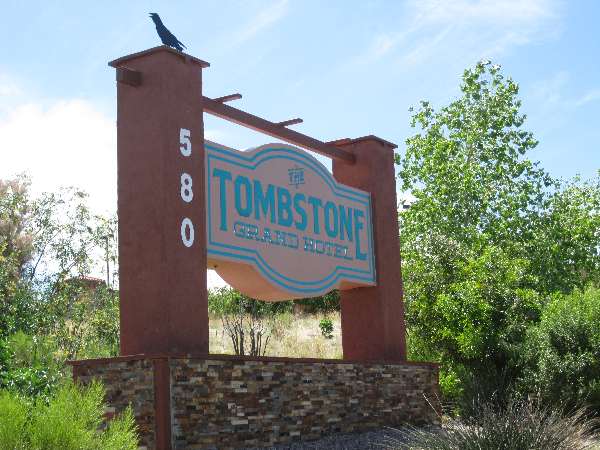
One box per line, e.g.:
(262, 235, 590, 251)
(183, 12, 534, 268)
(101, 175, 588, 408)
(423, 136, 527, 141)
(241, 428, 407, 450)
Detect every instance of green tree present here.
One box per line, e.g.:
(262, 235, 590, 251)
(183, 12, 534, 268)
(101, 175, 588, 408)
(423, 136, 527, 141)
(529, 174, 600, 294)
(0, 176, 121, 397)
(0, 177, 38, 337)
(27, 187, 114, 286)
(0, 177, 34, 272)
(398, 61, 553, 253)
(397, 61, 600, 408)
(396, 61, 556, 404)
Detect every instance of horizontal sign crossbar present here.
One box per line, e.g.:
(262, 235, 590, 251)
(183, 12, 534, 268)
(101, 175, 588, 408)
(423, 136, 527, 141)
(202, 96, 355, 164)
(277, 118, 303, 127)
(213, 93, 243, 103)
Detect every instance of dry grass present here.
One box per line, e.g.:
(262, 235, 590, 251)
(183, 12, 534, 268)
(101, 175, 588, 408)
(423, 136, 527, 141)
(208, 312, 343, 359)
(386, 399, 599, 450)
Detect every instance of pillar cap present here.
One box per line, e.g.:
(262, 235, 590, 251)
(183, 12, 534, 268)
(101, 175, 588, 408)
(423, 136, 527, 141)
(329, 135, 397, 150)
(108, 45, 210, 69)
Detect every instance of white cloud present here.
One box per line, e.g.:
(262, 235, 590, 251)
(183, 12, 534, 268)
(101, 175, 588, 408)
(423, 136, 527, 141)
(531, 70, 569, 107)
(371, 33, 405, 59)
(0, 78, 20, 97)
(575, 89, 600, 107)
(0, 73, 25, 116)
(530, 72, 600, 113)
(413, 0, 556, 25)
(0, 99, 117, 215)
(526, 71, 600, 140)
(229, 0, 289, 48)
(359, 0, 561, 67)
(0, 99, 232, 289)
(204, 128, 230, 143)
(398, 25, 455, 68)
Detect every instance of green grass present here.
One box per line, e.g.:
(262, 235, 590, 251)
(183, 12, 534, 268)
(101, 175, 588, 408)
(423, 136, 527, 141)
(0, 382, 138, 450)
(0, 390, 28, 450)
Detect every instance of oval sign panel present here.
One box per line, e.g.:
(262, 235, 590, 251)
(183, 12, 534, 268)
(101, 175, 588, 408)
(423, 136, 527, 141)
(205, 141, 376, 301)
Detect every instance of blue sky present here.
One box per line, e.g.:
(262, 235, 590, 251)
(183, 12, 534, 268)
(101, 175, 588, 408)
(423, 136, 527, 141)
(1, 0, 599, 217)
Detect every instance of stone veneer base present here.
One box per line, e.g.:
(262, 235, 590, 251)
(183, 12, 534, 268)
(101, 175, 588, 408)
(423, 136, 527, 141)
(69, 355, 439, 450)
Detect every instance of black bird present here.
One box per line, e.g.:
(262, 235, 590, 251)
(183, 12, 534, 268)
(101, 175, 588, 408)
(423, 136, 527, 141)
(149, 13, 186, 52)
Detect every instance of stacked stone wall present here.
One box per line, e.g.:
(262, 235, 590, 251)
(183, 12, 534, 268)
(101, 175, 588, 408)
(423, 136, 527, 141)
(72, 358, 156, 449)
(170, 357, 438, 449)
(72, 355, 439, 450)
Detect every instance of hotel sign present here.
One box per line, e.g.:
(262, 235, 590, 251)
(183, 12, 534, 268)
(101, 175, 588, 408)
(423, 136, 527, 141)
(205, 141, 376, 301)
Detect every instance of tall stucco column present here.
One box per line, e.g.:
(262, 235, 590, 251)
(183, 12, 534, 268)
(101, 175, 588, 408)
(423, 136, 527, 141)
(109, 47, 210, 356)
(332, 136, 406, 361)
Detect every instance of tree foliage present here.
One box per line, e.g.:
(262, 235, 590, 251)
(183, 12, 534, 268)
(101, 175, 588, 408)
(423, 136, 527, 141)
(398, 61, 553, 253)
(529, 175, 600, 293)
(0, 176, 120, 397)
(397, 61, 600, 406)
(521, 286, 600, 410)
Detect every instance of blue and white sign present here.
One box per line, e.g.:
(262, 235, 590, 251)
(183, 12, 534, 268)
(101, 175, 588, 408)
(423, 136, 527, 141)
(205, 141, 376, 301)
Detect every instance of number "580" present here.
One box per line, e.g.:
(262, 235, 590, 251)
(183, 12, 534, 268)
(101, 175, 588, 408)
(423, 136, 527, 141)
(179, 128, 194, 248)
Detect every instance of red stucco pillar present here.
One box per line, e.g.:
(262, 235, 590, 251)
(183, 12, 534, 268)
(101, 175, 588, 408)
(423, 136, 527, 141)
(332, 136, 407, 361)
(109, 47, 210, 356)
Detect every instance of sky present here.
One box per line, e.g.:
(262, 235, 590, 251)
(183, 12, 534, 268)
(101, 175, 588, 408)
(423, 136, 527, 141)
(1, 0, 599, 285)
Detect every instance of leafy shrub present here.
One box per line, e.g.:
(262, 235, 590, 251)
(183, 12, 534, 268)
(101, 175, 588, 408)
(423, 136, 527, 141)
(318, 318, 334, 339)
(7, 332, 55, 368)
(404, 244, 544, 412)
(520, 286, 600, 411)
(0, 332, 64, 400)
(208, 287, 340, 318)
(99, 407, 138, 450)
(84, 286, 120, 358)
(295, 290, 340, 313)
(209, 287, 292, 317)
(0, 247, 38, 339)
(406, 330, 463, 410)
(27, 382, 104, 449)
(390, 398, 597, 450)
(2, 366, 62, 400)
(46, 284, 121, 361)
(0, 390, 28, 449)
(0, 339, 9, 381)
(0, 381, 138, 450)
